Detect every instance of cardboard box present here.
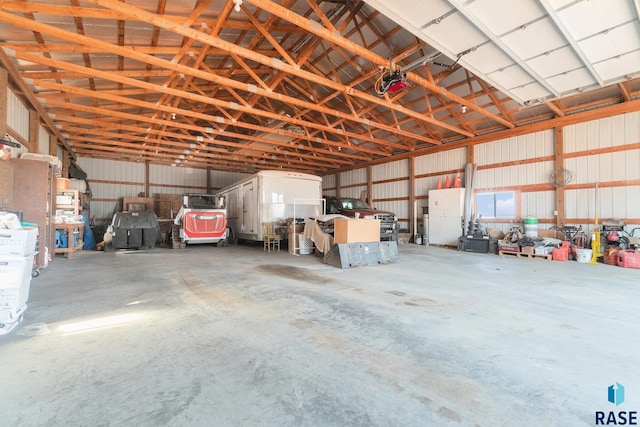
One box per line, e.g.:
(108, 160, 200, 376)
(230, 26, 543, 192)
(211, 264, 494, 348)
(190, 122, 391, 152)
(288, 224, 305, 254)
(0, 227, 38, 256)
(521, 246, 534, 255)
(334, 219, 380, 244)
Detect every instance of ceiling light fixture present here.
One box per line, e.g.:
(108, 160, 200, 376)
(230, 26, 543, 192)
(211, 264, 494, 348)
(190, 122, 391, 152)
(233, 0, 243, 12)
(461, 105, 467, 114)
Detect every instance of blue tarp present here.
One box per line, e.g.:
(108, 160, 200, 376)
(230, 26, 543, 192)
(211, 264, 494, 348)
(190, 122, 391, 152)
(80, 214, 96, 250)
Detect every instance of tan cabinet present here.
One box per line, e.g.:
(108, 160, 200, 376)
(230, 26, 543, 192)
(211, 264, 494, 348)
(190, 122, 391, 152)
(11, 159, 56, 268)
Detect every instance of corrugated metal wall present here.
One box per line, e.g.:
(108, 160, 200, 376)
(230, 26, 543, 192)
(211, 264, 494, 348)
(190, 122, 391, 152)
(564, 112, 640, 227)
(209, 170, 251, 190)
(6, 82, 635, 234)
(149, 164, 207, 196)
(415, 147, 467, 222)
(474, 131, 555, 232)
(76, 158, 252, 223)
(5, 90, 29, 158)
(339, 167, 367, 198)
(78, 158, 146, 222)
(6, 91, 29, 141)
(373, 160, 409, 229)
(322, 174, 336, 191)
(38, 126, 49, 155)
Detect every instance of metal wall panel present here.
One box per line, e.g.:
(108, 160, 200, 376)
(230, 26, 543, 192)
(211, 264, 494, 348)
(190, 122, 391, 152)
(340, 167, 367, 186)
(372, 159, 408, 180)
(322, 173, 336, 190)
(565, 150, 640, 186)
(79, 158, 145, 182)
(6, 90, 29, 140)
(37, 126, 49, 155)
(89, 181, 146, 222)
(415, 176, 441, 198)
(209, 171, 250, 189)
(564, 111, 640, 153)
(341, 185, 367, 199)
(374, 179, 408, 199)
(148, 185, 203, 196)
(563, 187, 636, 221)
(521, 191, 556, 219)
(91, 201, 118, 223)
(78, 158, 145, 223)
(475, 130, 554, 166)
(414, 147, 467, 174)
(624, 186, 640, 218)
(414, 148, 467, 212)
(149, 164, 206, 188)
(475, 160, 554, 189)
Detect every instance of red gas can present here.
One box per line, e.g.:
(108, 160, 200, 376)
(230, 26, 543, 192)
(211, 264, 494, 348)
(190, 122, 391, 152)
(617, 250, 640, 269)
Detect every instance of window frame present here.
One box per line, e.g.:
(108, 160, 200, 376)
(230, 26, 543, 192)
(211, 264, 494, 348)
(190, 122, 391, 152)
(475, 190, 520, 220)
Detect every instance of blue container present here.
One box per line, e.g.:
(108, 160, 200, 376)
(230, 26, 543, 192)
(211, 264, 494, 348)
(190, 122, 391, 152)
(60, 234, 68, 248)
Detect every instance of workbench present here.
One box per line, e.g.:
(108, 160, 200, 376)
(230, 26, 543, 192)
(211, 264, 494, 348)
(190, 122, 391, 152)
(54, 222, 84, 259)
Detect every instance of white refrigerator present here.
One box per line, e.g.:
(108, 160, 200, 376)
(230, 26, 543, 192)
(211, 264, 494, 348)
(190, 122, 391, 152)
(428, 188, 465, 246)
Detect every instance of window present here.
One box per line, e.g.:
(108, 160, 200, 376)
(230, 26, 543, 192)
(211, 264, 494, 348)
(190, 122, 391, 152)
(476, 191, 517, 218)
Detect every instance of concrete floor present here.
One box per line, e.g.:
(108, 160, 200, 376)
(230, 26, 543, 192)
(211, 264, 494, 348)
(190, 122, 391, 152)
(1, 243, 639, 426)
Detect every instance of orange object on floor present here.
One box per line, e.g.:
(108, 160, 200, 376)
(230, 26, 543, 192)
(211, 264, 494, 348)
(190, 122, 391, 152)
(552, 248, 569, 261)
(436, 178, 442, 189)
(617, 250, 640, 268)
(444, 175, 451, 188)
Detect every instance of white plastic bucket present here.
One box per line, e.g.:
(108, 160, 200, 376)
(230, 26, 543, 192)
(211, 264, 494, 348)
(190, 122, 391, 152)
(298, 235, 313, 255)
(524, 217, 538, 237)
(576, 248, 592, 263)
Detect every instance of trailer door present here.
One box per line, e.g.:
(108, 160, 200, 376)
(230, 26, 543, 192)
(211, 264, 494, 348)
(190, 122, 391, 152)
(242, 181, 257, 235)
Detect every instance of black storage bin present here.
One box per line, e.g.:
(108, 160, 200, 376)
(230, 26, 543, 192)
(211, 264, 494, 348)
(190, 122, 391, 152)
(111, 211, 160, 249)
(458, 236, 498, 254)
(142, 227, 159, 247)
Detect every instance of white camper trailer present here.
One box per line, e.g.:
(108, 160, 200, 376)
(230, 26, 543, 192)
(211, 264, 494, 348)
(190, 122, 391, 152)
(218, 170, 323, 242)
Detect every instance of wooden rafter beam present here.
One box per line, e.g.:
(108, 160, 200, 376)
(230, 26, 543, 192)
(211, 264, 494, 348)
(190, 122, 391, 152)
(0, 8, 443, 149)
(5, 44, 416, 156)
(34, 79, 374, 160)
(0, 48, 75, 158)
(246, 0, 513, 130)
(73, 0, 466, 141)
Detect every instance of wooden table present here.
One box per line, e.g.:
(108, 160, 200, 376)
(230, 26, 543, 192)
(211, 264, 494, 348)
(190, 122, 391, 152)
(54, 222, 84, 259)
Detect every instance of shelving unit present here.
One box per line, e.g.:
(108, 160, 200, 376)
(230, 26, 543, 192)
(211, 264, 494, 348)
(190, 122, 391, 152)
(54, 189, 85, 259)
(56, 189, 79, 221)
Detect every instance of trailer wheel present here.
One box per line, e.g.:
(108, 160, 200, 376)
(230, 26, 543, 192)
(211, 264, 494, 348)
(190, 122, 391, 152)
(216, 240, 227, 247)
